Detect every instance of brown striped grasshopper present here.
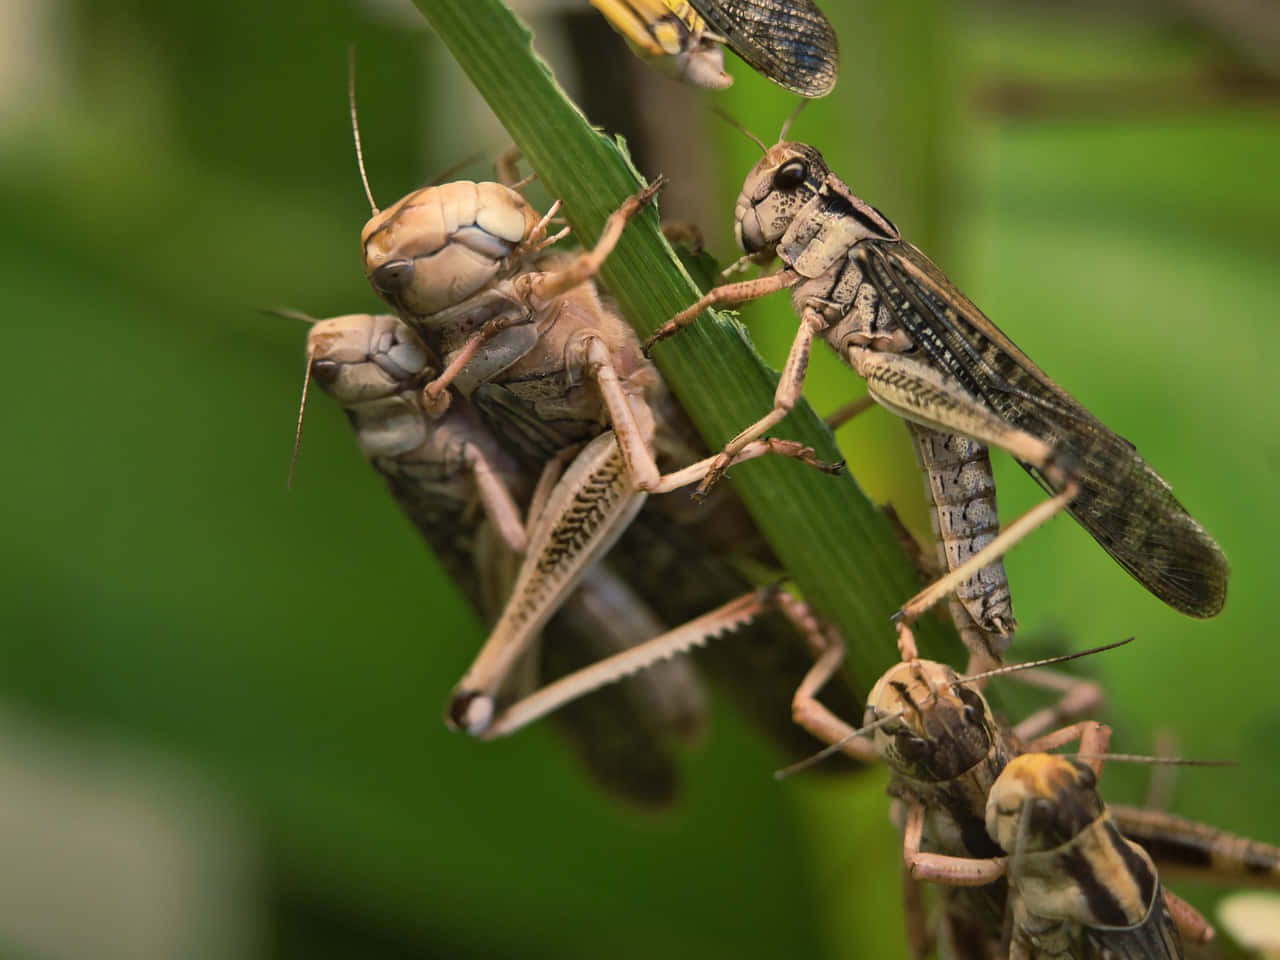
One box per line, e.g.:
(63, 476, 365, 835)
(295, 310, 710, 805)
(974, 750, 1190, 959)
(788, 644, 1279, 957)
(645, 137, 1230, 668)
(345, 92, 862, 758)
(589, 0, 838, 97)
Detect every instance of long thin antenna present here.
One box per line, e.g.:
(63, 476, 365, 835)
(348, 46, 378, 215)
(425, 151, 484, 188)
(711, 106, 767, 154)
(1072, 754, 1236, 767)
(288, 347, 316, 490)
(777, 100, 807, 142)
(958, 637, 1134, 687)
(259, 307, 321, 490)
(773, 708, 904, 780)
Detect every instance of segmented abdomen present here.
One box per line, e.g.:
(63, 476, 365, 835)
(907, 423, 1015, 660)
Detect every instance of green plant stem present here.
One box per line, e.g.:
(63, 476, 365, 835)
(412, 0, 957, 691)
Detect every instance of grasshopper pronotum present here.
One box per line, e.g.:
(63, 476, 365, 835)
(589, 0, 838, 97)
(646, 136, 1229, 668)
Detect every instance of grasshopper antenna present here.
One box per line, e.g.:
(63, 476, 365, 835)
(289, 347, 317, 490)
(348, 46, 378, 216)
(777, 100, 807, 142)
(957, 637, 1134, 687)
(712, 106, 767, 154)
(260, 307, 320, 489)
(427, 151, 484, 188)
(1071, 754, 1236, 768)
(773, 708, 905, 780)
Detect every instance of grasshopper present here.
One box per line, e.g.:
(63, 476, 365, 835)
(298, 310, 710, 805)
(347, 94, 860, 754)
(980, 750, 1189, 959)
(790, 645, 1278, 956)
(589, 0, 838, 97)
(645, 137, 1230, 667)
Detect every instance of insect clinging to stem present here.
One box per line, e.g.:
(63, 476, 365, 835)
(645, 122, 1229, 667)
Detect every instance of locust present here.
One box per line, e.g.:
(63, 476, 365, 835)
(788, 644, 1279, 957)
(645, 135, 1229, 668)
(348, 89, 861, 756)
(295, 310, 711, 806)
(589, 0, 838, 97)
(978, 750, 1190, 959)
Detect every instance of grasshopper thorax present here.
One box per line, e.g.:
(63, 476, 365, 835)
(361, 181, 542, 318)
(865, 659, 1001, 783)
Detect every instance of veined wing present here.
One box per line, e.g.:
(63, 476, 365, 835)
(856, 239, 1228, 618)
(1080, 888, 1183, 960)
(687, 0, 838, 97)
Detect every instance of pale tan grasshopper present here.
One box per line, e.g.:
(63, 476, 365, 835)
(589, 0, 838, 97)
(298, 310, 710, 805)
(645, 138, 1230, 668)
(349, 117, 860, 755)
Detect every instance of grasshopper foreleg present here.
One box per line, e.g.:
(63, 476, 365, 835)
(642, 268, 801, 352)
(693, 303, 832, 498)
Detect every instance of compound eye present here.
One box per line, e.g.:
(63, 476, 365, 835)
(772, 159, 808, 190)
(898, 734, 930, 763)
(955, 686, 984, 726)
(309, 359, 340, 388)
(370, 259, 414, 299)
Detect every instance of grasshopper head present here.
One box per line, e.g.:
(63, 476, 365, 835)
(734, 141, 829, 259)
(361, 181, 541, 318)
(307, 314, 431, 405)
(306, 313, 436, 461)
(986, 753, 1103, 854)
(865, 659, 1001, 783)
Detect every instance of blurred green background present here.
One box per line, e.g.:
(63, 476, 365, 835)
(1, 0, 1278, 957)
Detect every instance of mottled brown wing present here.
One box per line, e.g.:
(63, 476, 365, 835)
(688, 0, 838, 96)
(856, 240, 1228, 618)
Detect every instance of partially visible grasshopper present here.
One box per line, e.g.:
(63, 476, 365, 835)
(589, 0, 839, 97)
(298, 311, 709, 805)
(791, 646, 1111, 957)
(589, 0, 732, 90)
(646, 137, 1229, 667)
(348, 96, 859, 754)
(979, 750, 1190, 959)
(789, 645, 1278, 957)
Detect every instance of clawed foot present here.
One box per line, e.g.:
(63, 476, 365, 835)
(422, 381, 452, 418)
